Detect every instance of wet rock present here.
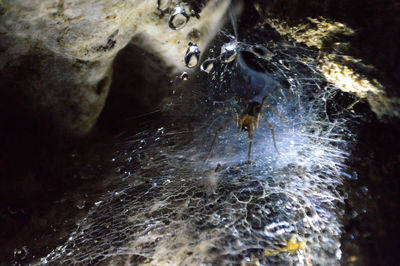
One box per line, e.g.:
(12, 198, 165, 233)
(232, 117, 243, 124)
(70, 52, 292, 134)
(254, 0, 400, 121)
(0, 0, 231, 136)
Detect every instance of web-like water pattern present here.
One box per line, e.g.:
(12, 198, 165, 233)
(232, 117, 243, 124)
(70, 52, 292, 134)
(39, 11, 354, 266)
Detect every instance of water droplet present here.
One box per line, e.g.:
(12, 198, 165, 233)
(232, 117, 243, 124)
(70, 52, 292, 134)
(360, 186, 369, 195)
(335, 248, 342, 260)
(13, 246, 28, 260)
(157, 0, 170, 11)
(169, 6, 189, 30)
(180, 71, 188, 80)
(220, 41, 238, 63)
(184, 42, 200, 68)
(200, 58, 215, 73)
(157, 127, 165, 135)
(190, 8, 200, 19)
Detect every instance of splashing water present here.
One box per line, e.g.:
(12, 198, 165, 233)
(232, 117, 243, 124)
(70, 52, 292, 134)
(38, 6, 355, 266)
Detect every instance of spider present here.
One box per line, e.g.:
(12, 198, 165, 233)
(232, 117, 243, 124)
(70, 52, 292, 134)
(205, 77, 288, 169)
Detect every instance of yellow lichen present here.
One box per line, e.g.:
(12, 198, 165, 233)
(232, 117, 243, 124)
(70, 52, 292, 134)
(348, 256, 358, 263)
(318, 55, 400, 119)
(318, 56, 381, 98)
(265, 17, 354, 49)
(264, 16, 400, 119)
(265, 236, 306, 256)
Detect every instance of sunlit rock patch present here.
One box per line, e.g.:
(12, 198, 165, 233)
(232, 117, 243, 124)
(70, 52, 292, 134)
(318, 56, 400, 119)
(257, 14, 400, 120)
(262, 16, 355, 50)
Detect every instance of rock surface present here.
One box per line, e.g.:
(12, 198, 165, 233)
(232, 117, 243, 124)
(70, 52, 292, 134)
(0, 0, 231, 136)
(254, 0, 400, 121)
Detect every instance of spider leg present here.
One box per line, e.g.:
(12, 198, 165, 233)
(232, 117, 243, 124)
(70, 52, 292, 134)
(261, 86, 281, 106)
(262, 103, 288, 122)
(246, 137, 253, 174)
(210, 106, 239, 116)
(261, 112, 280, 155)
(204, 114, 235, 164)
(212, 95, 240, 106)
(208, 106, 240, 129)
(245, 76, 252, 105)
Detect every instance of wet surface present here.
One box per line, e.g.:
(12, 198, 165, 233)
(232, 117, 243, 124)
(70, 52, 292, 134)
(0, 1, 399, 265)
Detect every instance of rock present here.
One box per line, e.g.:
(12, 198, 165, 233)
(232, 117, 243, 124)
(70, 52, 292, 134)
(254, 0, 400, 121)
(0, 0, 231, 136)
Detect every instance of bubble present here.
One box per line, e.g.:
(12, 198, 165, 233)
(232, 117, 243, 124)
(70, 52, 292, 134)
(184, 42, 200, 68)
(157, 0, 170, 11)
(180, 71, 188, 80)
(220, 41, 238, 63)
(200, 58, 215, 73)
(169, 6, 189, 30)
